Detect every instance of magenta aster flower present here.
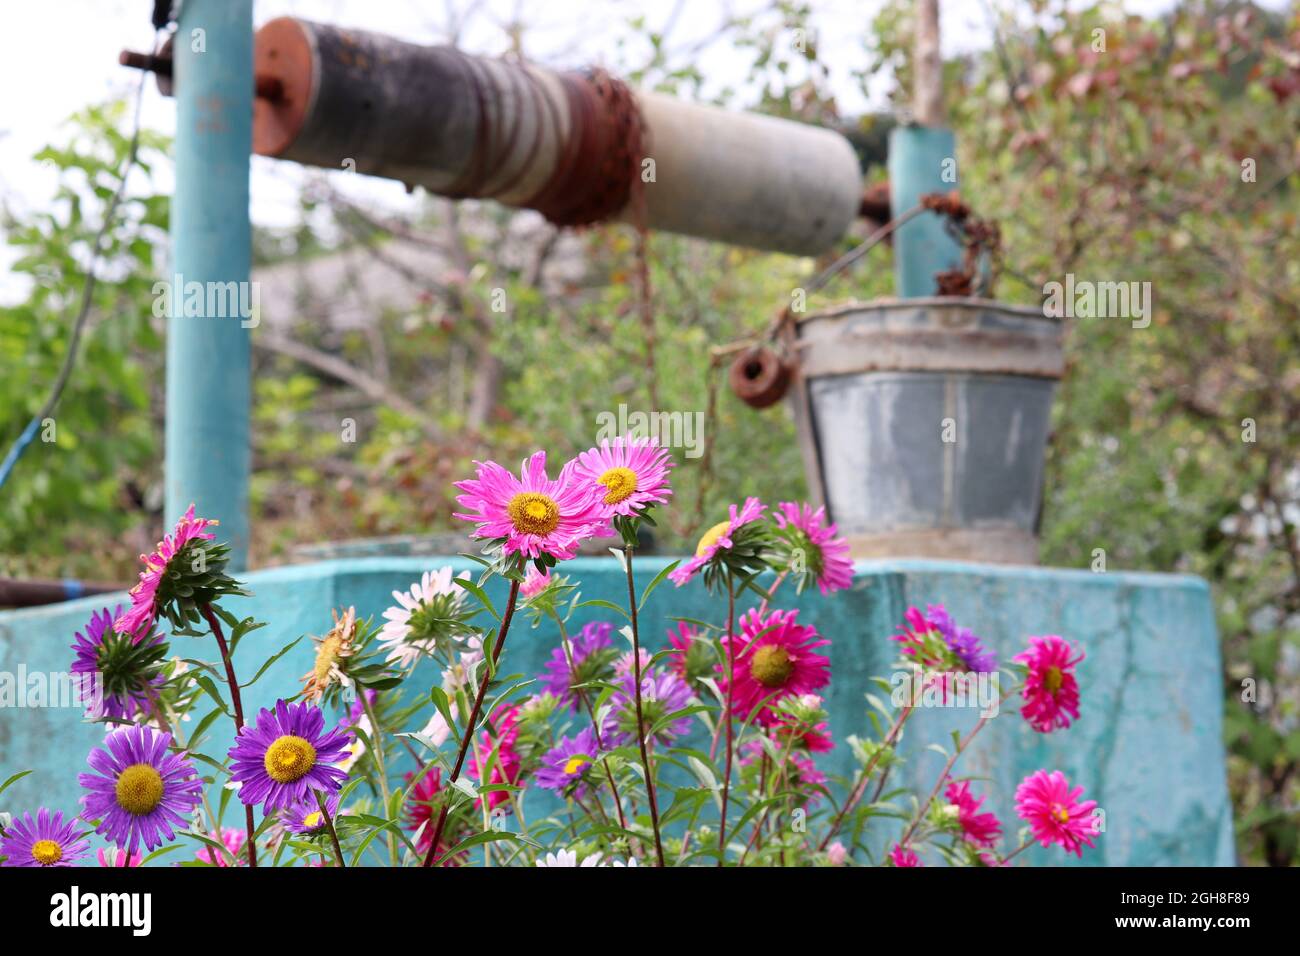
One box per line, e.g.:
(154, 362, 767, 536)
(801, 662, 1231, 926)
(79, 726, 203, 854)
(115, 504, 218, 641)
(468, 704, 524, 812)
(890, 844, 921, 867)
(603, 669, 694, 747)
(535, 728, 599, 798)
(893, 604, 997, 674)
(1014, 770, 1100, 857)
(70, 605, 167, 722)
(1013, 635, 1084, 733)
(195, 827, 246, 867)
(788, 752, 827, 794)
(945, 779, 1002, 849)
(228, 699, 352, 812)
(573, 437, 674, 521)
(540, 621, 617, 712)
(771, 715, 835, 753)
(403, 767, 444, 856)
(721, 607, 830, 727)
(453, 451, 605, 561)
(0, 809, 90, 867)
(669, 497, 766, 586)
(772, 501, 854, 595)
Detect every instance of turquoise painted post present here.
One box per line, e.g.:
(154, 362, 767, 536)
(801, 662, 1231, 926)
(165, 0, 253, 568)
(887, 126, 962, 297)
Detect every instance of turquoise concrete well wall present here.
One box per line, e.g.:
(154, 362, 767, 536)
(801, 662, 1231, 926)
(0, 558, 1233, 865)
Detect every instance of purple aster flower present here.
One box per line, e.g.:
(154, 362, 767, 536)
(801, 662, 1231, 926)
(0, 809, 90, 867)
(282, 793, 341, 836)
(70, 605, 167, 722)
(927, 604, 997, 672)
(79, 726, 203, 854)
(540, 621, 617, 712)
(534, 728, 599, 798)
(602, 668, 694, 747)
(228, 699, 352, 811)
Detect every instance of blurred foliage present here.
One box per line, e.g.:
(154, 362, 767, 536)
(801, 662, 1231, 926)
(1, 0, 1297, 864)
(937, 0, 1300, 866)
(0, 102, 169, 578)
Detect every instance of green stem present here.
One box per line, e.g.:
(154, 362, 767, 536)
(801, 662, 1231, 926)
(552, 611, 621, 829)
(897, 686, 1018, 849)
(819, 700, 916, 850)
(624, 545, 666, 866)
(199, 603, 258, 868)
(359, 690, 400, 866)
(717, 569, 736, 865)
(421, 575, 522, 868)
(317, 790, 346, 867)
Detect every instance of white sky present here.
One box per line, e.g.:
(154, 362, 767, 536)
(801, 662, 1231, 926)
(0, 0, 1277, 300)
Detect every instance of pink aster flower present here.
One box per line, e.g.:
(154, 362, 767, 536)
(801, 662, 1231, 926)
(720, 607, 830, 727)
(97, 847, 143, 867)
(195, 827, 246, 867)
(1014, 769, 1100, 857)
(890, 844, 921, 867)
(573, 437, 674, 521)
(1013, 635, 1084, 733)
(468, 705, 523, 812)
(826, 841, 848, 866)
(772, 501, 854, 594)
(114, 504, 218, 641)
(669, 497, 765, 586)
(453, 451, 605, 561)
(772, 715, 835, 753)
(521, 565, 552, 599)
(666, 621, 695, 679)
(614, 647, 653, 678)
(945, 779, 1002, 849)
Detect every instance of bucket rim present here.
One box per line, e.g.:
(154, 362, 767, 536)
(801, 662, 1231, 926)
(795, 296, 1058, 325)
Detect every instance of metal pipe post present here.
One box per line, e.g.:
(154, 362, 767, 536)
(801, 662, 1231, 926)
(165, 0, 253, 567)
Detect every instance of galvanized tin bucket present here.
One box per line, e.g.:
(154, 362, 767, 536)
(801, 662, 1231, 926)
(787, 298, 1064, 564)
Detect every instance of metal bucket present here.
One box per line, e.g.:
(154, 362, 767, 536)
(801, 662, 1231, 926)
(787, 298, 1063, 564)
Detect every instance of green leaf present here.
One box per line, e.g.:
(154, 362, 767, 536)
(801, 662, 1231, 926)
(242, 635, 304, 688)
(453, 578, 500, 621)
(0, 770, 33, 800)
(574, 599, 630, 620)
(638, 560, 681, 610)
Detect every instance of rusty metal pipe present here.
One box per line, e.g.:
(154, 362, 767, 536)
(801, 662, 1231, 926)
(242, 18, 862, 256)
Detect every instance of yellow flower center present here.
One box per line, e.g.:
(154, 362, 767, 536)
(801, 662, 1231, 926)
(597, 466, 638, 505)
(302, 810, 323, 830)
(750, 645, 795, 689)
(313, 635, 342, 683)
(695, 520, 732, 558)
(31, 839, 63, 865)
(563, 755, 591, 775)
(115, 763, 165, 816)
(507, 492, 560, 536)
(1051, 802, 1069, 824)
(264, 735, 317, 784)
(1044, 665, 1064, 694)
